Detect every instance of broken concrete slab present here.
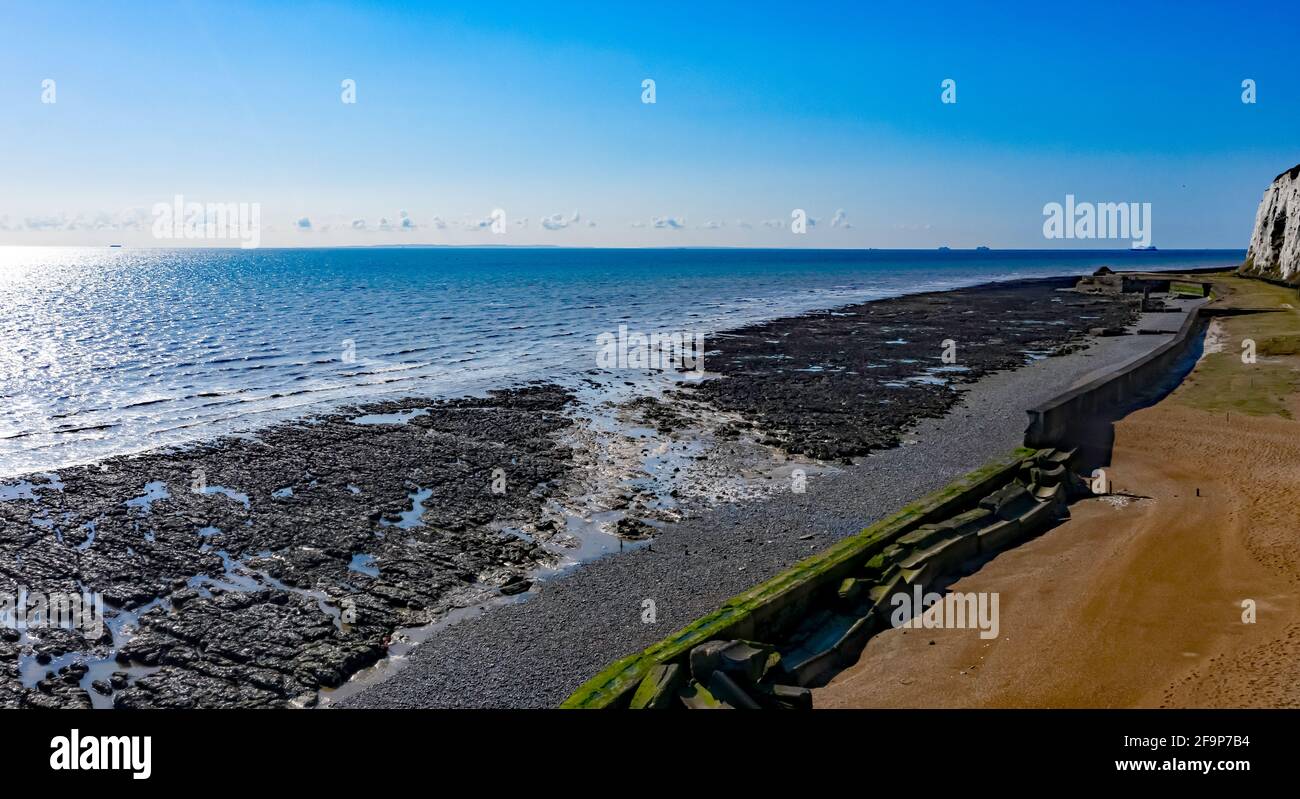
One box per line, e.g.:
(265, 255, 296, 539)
(678, 680, 731, 709)
(757, 683, 812, 710)
(837, 577, 864, 604)
(979, 482, 1037, 521)
(716, 640, 772, 685)
(1017, 497, 1058, 534)
(863, 542, 908, 579)
(688, 640, 729, 684)
(779, 610, 871, 686)
(1033, 482, 1065, 504)
(707, 670, 762, 709)
(947, 507, 994, 536)
(897, 524, 949, 550)
(832, 612, 876, 663)
(1034, 463, 1067, 487)
(629, 663, 686, 709)
(1045, 447, 1077, 467)
(976, 517, 1023, 554)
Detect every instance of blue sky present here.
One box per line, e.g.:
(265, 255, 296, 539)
(1, 0, 1296, 247)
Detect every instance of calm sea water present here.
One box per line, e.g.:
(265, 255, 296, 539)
(0, 246, 1244, 477)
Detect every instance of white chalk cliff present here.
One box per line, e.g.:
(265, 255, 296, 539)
(1242, 164, 1300, 284)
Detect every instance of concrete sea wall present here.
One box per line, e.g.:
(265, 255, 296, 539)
(563, 276, 1220, 709)
(1024, 305, 1209, 463)
(561, 447, 1067, 709)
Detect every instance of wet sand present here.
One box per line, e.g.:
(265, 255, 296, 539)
(817, 280, 1300, 709)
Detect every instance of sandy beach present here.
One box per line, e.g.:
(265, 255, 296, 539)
(816, 274, 1300, 709)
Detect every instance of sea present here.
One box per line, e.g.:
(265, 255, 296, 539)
(0, 246, 1245, 478)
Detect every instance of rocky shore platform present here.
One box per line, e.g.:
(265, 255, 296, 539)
(0, 275, 1165, 708)
(0, 385, 575, 708)
(685, 276, 1138, 459)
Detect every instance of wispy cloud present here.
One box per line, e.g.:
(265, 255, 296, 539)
(3, 208, 153, 232)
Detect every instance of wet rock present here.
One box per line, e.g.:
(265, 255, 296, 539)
(614, 517, 654, 540)
(0, 384, 577, 708)
(500, 576, 532, 596)
(687, 279, 1138, 460)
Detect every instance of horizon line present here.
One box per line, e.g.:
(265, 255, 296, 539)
(0, 244, 1250, 253)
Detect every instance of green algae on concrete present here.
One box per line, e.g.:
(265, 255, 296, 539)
(628, 663, 686, 709)
(560, 447, 1034, 709)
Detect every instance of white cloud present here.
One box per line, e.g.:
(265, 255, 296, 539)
(23, 215, 70, 231)
(700, 220, 724, 229)
(541, 210, 581, 230)
(351, 218, 366, 230)
(652, 215, 685, 229)
(760, 219, 783, 229)
(830, 208, 849, 228)
(295, 216, 312, 230)
(3, 208, 153, 232)
(430, 216, 447, 230)
(399, 210, 414, 230)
